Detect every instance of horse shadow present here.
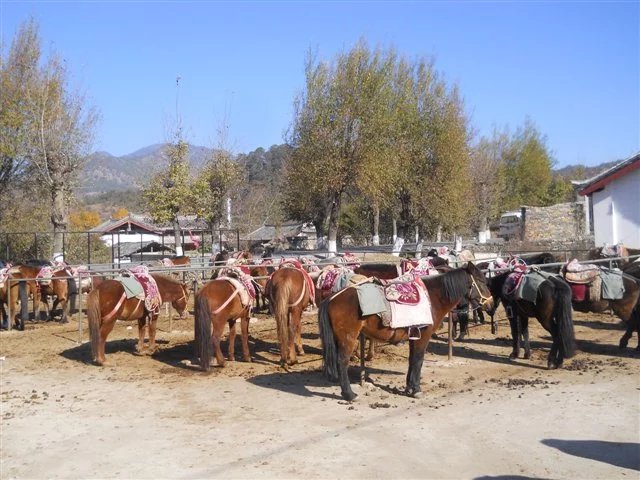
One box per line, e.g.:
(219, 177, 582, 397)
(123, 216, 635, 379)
(573, 319, 624, 331)
(474, 476, 550, 480)
(59, 337, 169, 365)
(427, 336, 550, 370)
(574, 338, 640, 358)
(541, 439, 640, 471)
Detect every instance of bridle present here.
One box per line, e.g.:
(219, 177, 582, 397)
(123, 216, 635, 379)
(469, 272, 492, 309)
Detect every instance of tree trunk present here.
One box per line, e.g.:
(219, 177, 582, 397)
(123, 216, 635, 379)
(436, 225, 443, 242)
(372, 203, 380, 246)
(327, 195, 342, 256)
(173, 217, 183, 256)
(51, 181, 68, 261)
(392, 219, 397, 242)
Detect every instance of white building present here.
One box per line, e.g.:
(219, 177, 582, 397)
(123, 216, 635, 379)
(573, 153, 640, 249)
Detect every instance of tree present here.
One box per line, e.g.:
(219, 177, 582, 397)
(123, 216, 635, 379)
(192, 147, 243, 232)
(470, 129, 510, 240)
(0, 19, 97, 258)
(143, 138, 193, 256)
(285, 42, 395, 253)
(503, 119, 555, 209)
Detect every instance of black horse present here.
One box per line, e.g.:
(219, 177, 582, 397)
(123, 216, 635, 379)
(486, 270, 576, 369)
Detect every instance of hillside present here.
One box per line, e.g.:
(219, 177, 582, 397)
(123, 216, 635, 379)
(79, 143, 213, 193)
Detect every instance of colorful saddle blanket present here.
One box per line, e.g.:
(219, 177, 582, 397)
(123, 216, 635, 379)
(401, 258, 438, 278)
(562, 259, 624, 301)
(316, 266, 357, 293)
(356, 279, 433, 329)
(0, 265, 13, 288)
(503, 270, 558, 304)
(120, 265, 162, 313)
(217, 266, 256, 301)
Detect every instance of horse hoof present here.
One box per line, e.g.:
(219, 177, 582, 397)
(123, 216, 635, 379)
(342, 392, 358, 402)
(509, 353, 518, 360)
(242, 356, 252, 363)
(411, 391, 424, 399)
(524, 353, 531, 360)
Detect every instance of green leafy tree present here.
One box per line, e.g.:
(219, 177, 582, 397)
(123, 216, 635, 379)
(143, 138, 193, 256)
(503, 119, 555, 209)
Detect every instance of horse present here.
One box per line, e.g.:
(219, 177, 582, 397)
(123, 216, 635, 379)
(318, 262, 493, 401)
(562, 262, 640, 350)
(250, 263, 274, 313)
(588, 244, 640, 269)
(193, 277, 252, 369)
(4, 264, 40, 329)
(485, 270, 576, 368)
(88, 273, 190, 365)
(38, 268, 77, 323)
(265, 264, 314, 367)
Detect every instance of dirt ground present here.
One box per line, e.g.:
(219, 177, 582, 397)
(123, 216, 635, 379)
(0, 297, 638, 480)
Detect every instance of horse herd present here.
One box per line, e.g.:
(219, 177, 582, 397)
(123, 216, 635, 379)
(1, 247, 639, 401)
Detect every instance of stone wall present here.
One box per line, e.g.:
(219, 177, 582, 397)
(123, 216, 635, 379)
(522, 202, 586, 242)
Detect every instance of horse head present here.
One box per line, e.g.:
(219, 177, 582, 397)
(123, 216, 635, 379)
(172, 281, 190, 319)
(465, 262, 494, 312)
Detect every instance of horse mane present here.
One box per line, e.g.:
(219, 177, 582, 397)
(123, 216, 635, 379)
(437, 267, 470, 302)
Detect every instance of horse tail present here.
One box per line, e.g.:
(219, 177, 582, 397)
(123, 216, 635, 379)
(194, 292, 212, 371)
(550, 276, 576, 358)
(272, 276, 292, 363)
(318, 298, 339, 382)
(87, 289, 102, 363)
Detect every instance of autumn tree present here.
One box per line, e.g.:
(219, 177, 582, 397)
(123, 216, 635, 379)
(0, 19, 97, 259)
(285, 42, 395, 253)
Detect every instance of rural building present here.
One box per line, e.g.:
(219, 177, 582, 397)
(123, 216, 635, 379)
(572, 153, 640, 249)
(90, 213, 207, 250)
(244, 222, 317, 250)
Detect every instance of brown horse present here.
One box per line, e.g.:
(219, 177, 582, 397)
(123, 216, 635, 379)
(588, 244, 640, 269)
(4, 265, 40, 329)
(319, 262, 493, 401)
(265, 266, 313, 367)
(563, 264, 640, 350)
(39, 268, 77, 323)
(88, 274, 190, 365)
(193, 278, 252, 370)
(250, 263, 274, 313)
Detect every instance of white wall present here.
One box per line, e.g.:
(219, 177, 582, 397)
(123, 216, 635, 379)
(100, 233, 162, 246)
(591, 168, 640, 248)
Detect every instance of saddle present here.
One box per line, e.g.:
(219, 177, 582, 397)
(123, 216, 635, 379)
(356, 278, 433, 331)
(561, 259, 602, 302)
(217, 266, 256, 301)
(120, 265, 162, 313)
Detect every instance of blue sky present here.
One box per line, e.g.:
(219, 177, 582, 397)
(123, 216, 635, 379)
(1, 1, 638, 167)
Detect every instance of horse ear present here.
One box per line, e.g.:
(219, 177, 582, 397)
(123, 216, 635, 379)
(466, 261, 476, 272)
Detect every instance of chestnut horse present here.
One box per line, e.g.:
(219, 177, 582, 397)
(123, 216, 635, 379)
(265, 265, 313, 367)
(39, 268, 77, 323)
(193, 278, 252, 370)
(250, 263, 274, 313)
(485, 271, 576, 368)
(88, 274, 190, 365)
(4, 265, 40, 329)
(319, 263, 493, 401)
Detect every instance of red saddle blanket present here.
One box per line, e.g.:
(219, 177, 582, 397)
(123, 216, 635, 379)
(127, 265, 162, 313)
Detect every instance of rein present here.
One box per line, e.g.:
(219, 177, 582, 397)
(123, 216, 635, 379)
(470, 274, 492, 308)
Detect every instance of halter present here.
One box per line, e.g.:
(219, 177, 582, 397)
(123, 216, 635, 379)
(469, 273, 492, 308)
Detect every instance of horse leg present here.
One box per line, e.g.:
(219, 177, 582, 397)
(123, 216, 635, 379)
(365, 338, 376, 361)
(521, 317, 531, 360)
(240, 312, 251, 362)
(293, 308, 305, 357)
(211, 319, 226, 367)
(507, 307, 520, 359)
(136, 317, 147, 354)
(227, 319, 237, 361)
(60, 296, 70, 324)
(97, 318, 117, 365)
(147, 314, 158, 354)
(405, 335, 430, 398)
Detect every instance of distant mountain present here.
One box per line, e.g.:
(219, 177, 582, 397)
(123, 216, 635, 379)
(555, 161, 619, 182)
(79, 143, 214, 193)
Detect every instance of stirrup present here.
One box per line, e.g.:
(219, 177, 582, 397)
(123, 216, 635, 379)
(408, 327, 421, 340)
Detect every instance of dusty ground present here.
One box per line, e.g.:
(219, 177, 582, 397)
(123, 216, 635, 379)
(0, 298, 638, 480)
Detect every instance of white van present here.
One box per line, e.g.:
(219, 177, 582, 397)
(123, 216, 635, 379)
(499, 211, 522, 240)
